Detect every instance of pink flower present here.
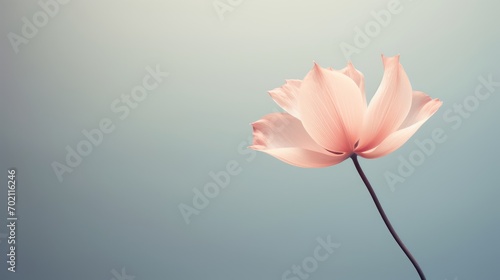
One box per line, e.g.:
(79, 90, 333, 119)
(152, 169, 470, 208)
(250, 55, 442, 167)
(250, 55, 441, 280)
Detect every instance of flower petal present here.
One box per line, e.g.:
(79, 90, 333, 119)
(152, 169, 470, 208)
(338, 62, 367, 107)
(357, 93, 442, 159)
(357, 55, 413, 151)
(298, 62, 365, 153)
(400, 91, 435, 128)
(250, 113, 348, 167)
(268, 80, 302, 119)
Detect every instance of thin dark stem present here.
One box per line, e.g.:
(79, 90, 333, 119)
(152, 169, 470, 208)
(350, 154, 426, 280)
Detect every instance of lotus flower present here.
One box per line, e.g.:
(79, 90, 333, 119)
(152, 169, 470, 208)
(250, 55, 441, 166)
(250, 55, 441, 280)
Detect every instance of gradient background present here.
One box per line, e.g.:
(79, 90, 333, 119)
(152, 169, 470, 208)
(1, 0, 499, 279)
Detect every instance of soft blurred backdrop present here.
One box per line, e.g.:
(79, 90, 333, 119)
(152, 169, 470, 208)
(1, 0, 499, 279)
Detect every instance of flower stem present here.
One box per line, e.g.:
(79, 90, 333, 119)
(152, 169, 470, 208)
(350, 154, 426, 280)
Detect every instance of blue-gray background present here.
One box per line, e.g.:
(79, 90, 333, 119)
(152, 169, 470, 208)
(1, 0, 499, 279)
